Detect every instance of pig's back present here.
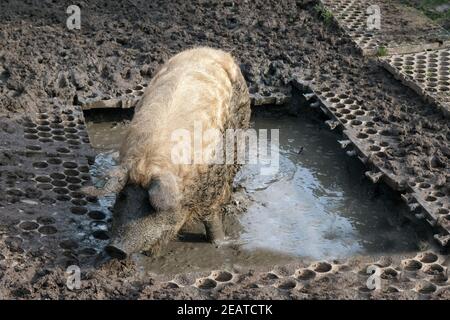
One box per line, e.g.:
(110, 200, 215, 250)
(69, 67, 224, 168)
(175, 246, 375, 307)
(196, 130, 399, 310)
(120, 48, 243, 187)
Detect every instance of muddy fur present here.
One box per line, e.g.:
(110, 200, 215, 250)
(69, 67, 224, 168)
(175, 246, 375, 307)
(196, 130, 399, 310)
(87, 47, 251, 255)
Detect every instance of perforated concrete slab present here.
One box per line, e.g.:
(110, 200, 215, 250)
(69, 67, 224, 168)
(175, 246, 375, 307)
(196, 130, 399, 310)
(292, 76, 450, 247)
(80, 83, 147, 110)
(163, 253, 449, 296)
(0, 107, 112, 268)
(319, 0, 450, 56)
(80, 83, 290, 110)
(381, 48, 450, 117)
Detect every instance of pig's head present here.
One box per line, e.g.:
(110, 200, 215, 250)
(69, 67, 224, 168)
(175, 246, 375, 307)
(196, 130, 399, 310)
(82, 169, 182, 259)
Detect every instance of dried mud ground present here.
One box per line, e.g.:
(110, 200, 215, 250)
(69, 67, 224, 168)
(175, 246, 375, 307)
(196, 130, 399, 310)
(0, 0, 449, 299)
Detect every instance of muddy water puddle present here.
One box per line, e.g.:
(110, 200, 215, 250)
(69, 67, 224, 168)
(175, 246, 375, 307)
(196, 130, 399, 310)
(85, 109, 423, 275)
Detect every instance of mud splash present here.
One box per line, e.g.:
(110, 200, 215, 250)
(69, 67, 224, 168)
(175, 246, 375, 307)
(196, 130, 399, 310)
(85, 109, 424, 275)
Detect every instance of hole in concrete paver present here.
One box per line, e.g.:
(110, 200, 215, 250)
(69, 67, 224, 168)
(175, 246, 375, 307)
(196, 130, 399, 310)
(65, 134, 79, 140)
(423, 264, 444, 275)
(78, 166, 89, 173)
(196, 278, 217, 290)
(51, 180, 67, 187)
(40, 196, 56, 204)
(433, 192, 445, 198)
(88, 210, 106, 220)
(261, 272, 278, 280)
(312, 262, 332, 273)
(38, 226, 57, 235)
(50, 122, 64, 129)
(68, 184, 80, 191)
(56, 147, 70, 154)
(33, 162, 48, 169)
(92, 230, 109, 240)
(50, 173, 65, 180)
(80, 174, 91, 181)
(19, 221, 39, 231)
(66, 177, 81, 184)
(37, 183, 53, 190)
(64, 170, 79, 176)
(37, 217, 55, 225)
(419, 252, 438, 263)
(68, 140, 81, 146)
(357, 133, 368, 139)
(79, 248, 97, 256)
(416, 281, 437, 294)
(36, 176, 51, 183)
(70, 192, 84, 199)
(47, 158, 62, 165)
(38, 132, 51, 138)
(53, 187, 69, 195)
(385, 286, 399, 293)
(85, 196, 97, 203)
(52, 129, 64, 135)
(376, 151, 387, 158)
(419, 183, 431, 189)
(56, 195, 71, 201)
(71, 199, 87, 206)
(211, 270, 233, 282)
(70, 207, 88, 215)
(37, 126, 51, 132)
(63, 162, 78, 169)
(26, 145, 41, 151)
(59, 239, 79, 250)
(381, 268, 398, 279)
(403, 259, 422, 271)
(276, 279, 297, 290)
(6, 189, 24, 196)
(295, 269, 316, 280)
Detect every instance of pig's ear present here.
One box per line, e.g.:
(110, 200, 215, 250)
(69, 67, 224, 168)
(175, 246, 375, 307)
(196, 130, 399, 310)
(148, 172, 180, 211)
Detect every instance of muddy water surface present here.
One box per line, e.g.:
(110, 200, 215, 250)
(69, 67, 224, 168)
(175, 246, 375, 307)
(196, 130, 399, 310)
(85, 110, 423, 275)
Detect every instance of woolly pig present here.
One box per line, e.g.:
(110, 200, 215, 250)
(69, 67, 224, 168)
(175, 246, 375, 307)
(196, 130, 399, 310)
(83, 47, 250, 259)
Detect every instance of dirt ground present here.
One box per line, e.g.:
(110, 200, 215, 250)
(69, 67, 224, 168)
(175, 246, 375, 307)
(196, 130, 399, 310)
(400, 0, 450, 30)
(0, 0, 449, 299)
